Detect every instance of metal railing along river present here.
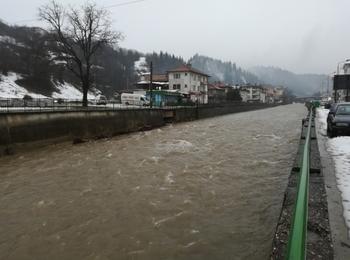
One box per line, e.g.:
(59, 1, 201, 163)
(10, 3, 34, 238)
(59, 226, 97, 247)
(0, 98, 196, 113)
(0, 98, 266, 113)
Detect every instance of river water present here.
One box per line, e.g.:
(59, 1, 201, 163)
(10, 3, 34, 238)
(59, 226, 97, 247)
(0, 104, 306, 260)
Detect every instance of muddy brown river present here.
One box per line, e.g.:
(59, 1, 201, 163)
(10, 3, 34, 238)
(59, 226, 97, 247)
(0, 104, 306, 260)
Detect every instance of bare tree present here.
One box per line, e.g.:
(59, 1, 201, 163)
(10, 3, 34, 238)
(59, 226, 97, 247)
(39, 1, 122, 106)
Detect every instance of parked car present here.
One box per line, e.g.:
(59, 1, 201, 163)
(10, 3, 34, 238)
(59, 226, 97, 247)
(327, 102, 350, 137)
(97, 95, 107, 105)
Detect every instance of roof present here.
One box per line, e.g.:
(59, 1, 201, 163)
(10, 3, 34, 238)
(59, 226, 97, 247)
(167, 64, 210, 77)
(137, 81, 168, 85)
(208, 85, 226, 91)
(142, 74, 168, 82)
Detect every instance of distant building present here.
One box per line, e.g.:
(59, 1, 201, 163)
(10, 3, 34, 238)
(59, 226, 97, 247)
(273, 87, 285, 102)
(208, 84, 226, 103)
(238, 85, 284, 103)
(146, 90, 182, 107)
(264, 87, 276, 103)
(135, 74, 169, 90)
(239, 85, 265, 103)
(167, 64, 209, 104)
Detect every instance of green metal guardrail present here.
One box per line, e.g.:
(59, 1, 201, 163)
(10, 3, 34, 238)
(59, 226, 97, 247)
(286, 110, 313, 260)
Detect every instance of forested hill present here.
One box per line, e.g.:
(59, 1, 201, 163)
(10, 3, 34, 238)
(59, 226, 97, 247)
(0, 20, 184, 98)
(249, 66, 327, 97)
(189, 54, 260, 85)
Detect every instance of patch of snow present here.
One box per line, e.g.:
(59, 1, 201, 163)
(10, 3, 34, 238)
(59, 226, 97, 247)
(134, 57, 149, 75)
(52, 60, 67, 65)
(91, 65, 104, 70)
(0, 72, 48, 98)
(0, 35, 26, 48)
(52, 81, 100, 100)
(0, 35, 16, 44)
(48, 51, 68, 65)
(317, 107, 350, 232)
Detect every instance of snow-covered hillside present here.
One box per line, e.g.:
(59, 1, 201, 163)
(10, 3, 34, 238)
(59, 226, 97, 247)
(0, 73, 47, 98)
(52, 81, 100, 100)
(0, 72, 100, 99)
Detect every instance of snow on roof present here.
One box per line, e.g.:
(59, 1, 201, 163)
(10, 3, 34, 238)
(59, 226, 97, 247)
(137, 81, 168, 85)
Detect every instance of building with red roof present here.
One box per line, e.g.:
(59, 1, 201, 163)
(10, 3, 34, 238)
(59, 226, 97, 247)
(167, 64, 210, 104)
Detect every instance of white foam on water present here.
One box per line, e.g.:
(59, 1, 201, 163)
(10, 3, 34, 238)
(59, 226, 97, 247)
(254, 134, 282, 140)
(165, 171, 175, 184)
(150, 156, 162, 164)
(157, 139, 195, 154)
(153, 211, 185, 227)
(183, 241, 197, 248)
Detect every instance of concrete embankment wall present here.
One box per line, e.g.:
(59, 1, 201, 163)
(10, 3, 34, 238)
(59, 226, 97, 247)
(0, 103, 277, 155)
(173, 103, 277, 122)
(0, 109, 165, 155)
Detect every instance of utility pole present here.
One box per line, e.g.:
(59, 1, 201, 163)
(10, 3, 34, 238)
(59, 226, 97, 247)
(327, 76, 329, 96)
(149, 61, 153, 108)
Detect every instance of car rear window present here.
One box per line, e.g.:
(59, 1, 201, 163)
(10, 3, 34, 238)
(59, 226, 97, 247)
(336, 105, 350, 115)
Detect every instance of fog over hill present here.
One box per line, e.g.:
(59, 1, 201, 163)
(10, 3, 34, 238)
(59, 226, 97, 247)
(249, 66, 327, 97)
(189, 54, 260, 85)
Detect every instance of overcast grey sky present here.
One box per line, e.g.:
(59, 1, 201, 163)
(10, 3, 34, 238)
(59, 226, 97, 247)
(1, 0, 350, 74)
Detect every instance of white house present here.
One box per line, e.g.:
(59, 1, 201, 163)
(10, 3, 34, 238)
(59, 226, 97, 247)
(239, 85, 266, 103)
(167, 64, 209, 104)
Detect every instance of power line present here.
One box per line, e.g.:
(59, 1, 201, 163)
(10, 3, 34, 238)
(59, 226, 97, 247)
(12, 18, 40, 24)
(105, 0, 148, 8)
(12, 0, 149, 24)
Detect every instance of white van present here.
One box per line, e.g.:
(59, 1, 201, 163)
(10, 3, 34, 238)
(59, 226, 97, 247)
(121, 93, 150, 106)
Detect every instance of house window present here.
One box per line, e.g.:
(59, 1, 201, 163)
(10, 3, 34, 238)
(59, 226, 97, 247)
(174, 73, 181, 79)
(185, 73, 188, 76)
(185, 84, 188, 88)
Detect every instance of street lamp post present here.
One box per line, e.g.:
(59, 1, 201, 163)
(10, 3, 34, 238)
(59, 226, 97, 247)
(337, 59, 350, 74)
(327, 71, 336, 96)
(335, 59, 350, 102)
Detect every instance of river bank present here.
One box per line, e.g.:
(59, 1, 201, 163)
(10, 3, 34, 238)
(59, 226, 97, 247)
(271, 110, 333, 259)
(0, 103, 278, 156)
